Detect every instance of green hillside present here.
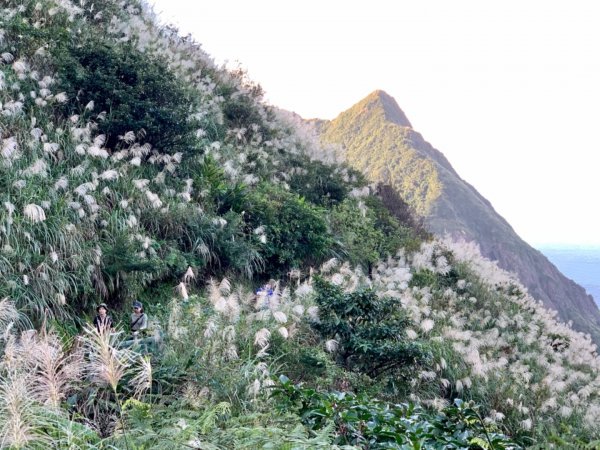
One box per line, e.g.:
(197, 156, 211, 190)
(315, 91, 444, 217)
(0, 1, 599, 448)
(318, 90, 600, 344)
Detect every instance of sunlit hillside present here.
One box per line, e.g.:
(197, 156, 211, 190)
(316, 90, 600, 344)
(0, 1, 598, 448)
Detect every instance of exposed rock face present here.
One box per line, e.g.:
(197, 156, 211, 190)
(317, 90, 600, 342)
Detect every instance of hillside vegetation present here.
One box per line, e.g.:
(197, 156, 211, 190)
(0, 1, 599, 448)
(317, 90, 600, 344)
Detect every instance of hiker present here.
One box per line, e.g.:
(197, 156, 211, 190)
(93, 303, 113, 333)
(255, 283, 274, 310)
(131, 301, 148, 337)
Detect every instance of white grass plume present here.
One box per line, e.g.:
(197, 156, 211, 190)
(129, 355, 152, 399)
(23, 204, 46, 223)
(81, 326, 133, 392)
(176, 282, 189, 300)
(0, 298, 21, 336)
(0, 372, 38, 448)
(29, 330, 83, 409)
(183, 266, 195, 283)
(254, 328, 270, 348)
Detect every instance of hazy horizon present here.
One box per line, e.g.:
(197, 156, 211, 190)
(538, 246, 600, 307)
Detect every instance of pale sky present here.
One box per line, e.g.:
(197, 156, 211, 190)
(149, 0, 600, 246)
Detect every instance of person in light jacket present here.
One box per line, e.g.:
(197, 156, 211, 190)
(131, 301, 148, 336)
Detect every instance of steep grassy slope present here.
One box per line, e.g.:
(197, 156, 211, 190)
(1, 0, 401, 325)
(1, 1, 600, 448)
(317, 90, 600, 343)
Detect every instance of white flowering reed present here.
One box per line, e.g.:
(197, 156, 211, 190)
(277, 327, 289, 339)
(291, 305, 305, 317)
(120, 131, 136, 144)
(81, 326, 131, 392)
(0, 373, 37, 448)
(145, 191, 162, 209)
(23, 204, 46, 223)
(129, 355, 152, 399)
(183, 266, 195, 283)
(307, 306, 319, 321)
(100, 169, 119, 181)
(176, 282, 189, 299)
(325, 339, 339, 353)
(254, 328, 270, 348)
(272, 311, 287, 324)
(1, 136, 18, 159)
(29, 330, 83, 408)
(0, 298, 21, 336)
(204, 321, 217, 339)
(420, 319, 435, 333)
(219, 278, 231, 296)
(320, 258, 339, 273)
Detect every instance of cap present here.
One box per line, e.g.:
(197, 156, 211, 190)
(96, 303, 108, 312)
(132, 301, 143, 309)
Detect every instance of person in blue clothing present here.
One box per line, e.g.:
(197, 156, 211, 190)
(255, 283, 274, 309)
(256, 283, 273, 296)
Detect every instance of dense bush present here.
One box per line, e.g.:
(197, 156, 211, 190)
(273, 375, 521, 449)
(330, 197, 420, 271)
(286, 155, 364, 206)
(311, 277, 429, 378)
(245, 184, 333, 275)
(189, 156, 249, 215)
(329, 199, 387, 270)
(54, 38, 201, 153)
(365, 193, 424, 251)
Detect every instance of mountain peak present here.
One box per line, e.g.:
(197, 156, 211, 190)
(360, 90, 413, 128)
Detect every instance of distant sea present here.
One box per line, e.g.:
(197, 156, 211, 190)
(537, 246, 600, 307)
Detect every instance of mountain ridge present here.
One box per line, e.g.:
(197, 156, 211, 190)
(2, 1, 600, 445)
(317, 90, 600, 342)
(369, 90, 413, 128)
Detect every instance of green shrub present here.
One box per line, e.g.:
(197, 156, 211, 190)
(329, 199, 385, 271)
(286, 155, 364, 206)
(311, 277, 429, 378)
(273, 375, 521, 449)
(330, 196, 422, 272)
(54, 37, 201, 153)
(364, 194, 423, 252)
(245, 184, 333, 275)
(219, 67, 267, 129)
(188, 156, 249, 215)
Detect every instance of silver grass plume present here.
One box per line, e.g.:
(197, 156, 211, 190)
(0, 372, 38, 448)
(23, 204, 46, 223)
(183, 266, 195, 283)
(81, 326, 134, 392)
(176, 282, 189, 299)
(0, 299, 21, 336)
(129, 355, 152, 399)
(28, 329, 83, 409)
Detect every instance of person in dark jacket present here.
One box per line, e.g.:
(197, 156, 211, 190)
(93, 303, 113, 333)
